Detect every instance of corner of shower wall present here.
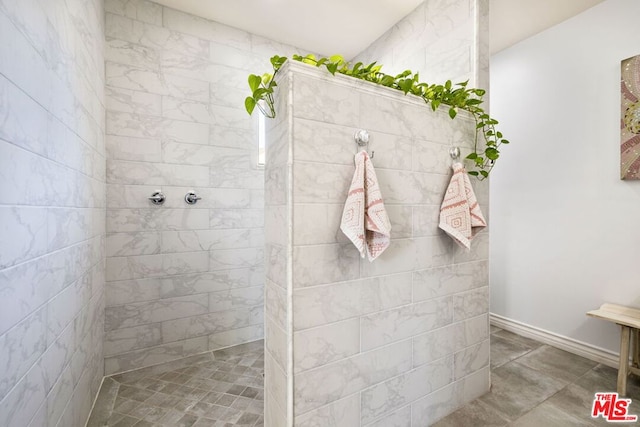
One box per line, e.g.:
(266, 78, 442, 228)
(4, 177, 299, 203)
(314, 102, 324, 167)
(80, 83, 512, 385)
(263, 65, 294, 427)
(264, 61, 490, 427)
(352, 0, 489, 92)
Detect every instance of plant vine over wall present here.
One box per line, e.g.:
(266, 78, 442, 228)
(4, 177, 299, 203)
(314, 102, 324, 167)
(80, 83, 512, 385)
(244, 54, 508, 179)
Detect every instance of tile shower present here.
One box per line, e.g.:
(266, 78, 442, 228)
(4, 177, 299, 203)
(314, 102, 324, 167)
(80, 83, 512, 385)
(0, 0, 489, 426)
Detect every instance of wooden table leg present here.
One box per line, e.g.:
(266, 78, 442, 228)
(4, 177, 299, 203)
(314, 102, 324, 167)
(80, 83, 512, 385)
(633, 328, 639, 369)
(619, 325, 631, 396)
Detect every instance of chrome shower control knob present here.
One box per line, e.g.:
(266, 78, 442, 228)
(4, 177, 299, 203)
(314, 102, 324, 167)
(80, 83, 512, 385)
(148, 191, 165, 205)
(185, 192, 202, 205)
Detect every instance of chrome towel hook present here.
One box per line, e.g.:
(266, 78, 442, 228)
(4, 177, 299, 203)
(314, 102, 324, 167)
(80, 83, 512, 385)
(354, 129, 374, 158)
(449, 146, 461, 160)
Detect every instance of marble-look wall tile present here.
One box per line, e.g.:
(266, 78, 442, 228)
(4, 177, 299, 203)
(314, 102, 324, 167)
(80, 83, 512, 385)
(1, 0, 105, 424)
(106, 86, 162, 116)
(107, 159, 210, 186)
(106, 231, 161, 257)
(295, 394, 360, 427)
(106, 268, 259, 306)
(105, 0, 162, 26)
(293, 161, 353, 204)
(160, 305, 263, 343)
(264, 351, 288, 421)
(410, 381, 462, 426)
(360, 356, 453, 424)
(0, 308, 47, 400)
(107, 111, 210, 145)
(293, 204, 349, 246)
(106, 135, 161, 162)
(161, 228, 263, 253)
(293, 318, 360, 373)
(208, 285, 264, 312)
(106, 251, 209, 281)
(265, 316, 287, 371)
(294, 339, 412, 415)
(412, 314, 488, 368)
(210, 209, 263, 229)
(162, 8, 251, 49)
(105, 294, 209, 331)
(293, 273, 412, 330)
(413, 260, 488, 301)
(104, 323, 163, 356)
(292, 243, 360, 288)
(210, 247, 263, 271)
(0, 361, 47, 427)
(0, 206, 48, 269)
(292, 73, 360, 128)
(453, 286, 489, 321)
(364, 406, 411, 427)
(105, 12, 209, 59)
(107, 208, 210, 232)
(208, 323, 264, 350)
(106, 62, 210, 101)
(453, 339, 489, 380)
(106, 38, 159, 71)
(360, 296, 453, 351)
(265, 279, 287, 330)
(104, 336, 208, 375)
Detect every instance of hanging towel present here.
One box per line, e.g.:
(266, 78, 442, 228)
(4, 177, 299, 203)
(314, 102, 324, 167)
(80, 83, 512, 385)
(340, 151, 391, 261)
(438, 162, 487, 250)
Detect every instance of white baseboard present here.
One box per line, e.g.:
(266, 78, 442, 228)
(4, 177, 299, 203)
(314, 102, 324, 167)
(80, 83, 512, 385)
(490, 313, 620, 369)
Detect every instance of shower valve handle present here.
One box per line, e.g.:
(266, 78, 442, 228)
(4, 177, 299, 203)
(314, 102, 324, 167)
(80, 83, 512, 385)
(185, 192, 202, 205)
(148, 191, 166, 205)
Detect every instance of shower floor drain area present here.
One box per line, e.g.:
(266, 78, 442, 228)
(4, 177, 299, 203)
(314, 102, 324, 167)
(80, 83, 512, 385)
(87, 341, 264, 426)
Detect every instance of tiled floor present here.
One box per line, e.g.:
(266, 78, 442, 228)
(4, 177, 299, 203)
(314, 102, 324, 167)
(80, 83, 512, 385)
(434, 326, 640, 426)
(88, 330, 640, 427)
(87, 341, 264, 427)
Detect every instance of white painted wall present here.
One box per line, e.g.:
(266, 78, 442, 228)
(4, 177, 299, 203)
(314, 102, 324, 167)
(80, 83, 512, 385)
(490, 0, 640, 354)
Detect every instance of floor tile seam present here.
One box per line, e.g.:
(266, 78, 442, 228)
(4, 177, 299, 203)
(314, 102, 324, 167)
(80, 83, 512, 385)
(509, 348, 599, 386)
(491, 332, 543, 350)
(476, 392, 520, 424)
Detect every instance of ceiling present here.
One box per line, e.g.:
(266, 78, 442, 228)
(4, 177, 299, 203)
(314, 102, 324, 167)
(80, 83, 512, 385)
(151, 0, 605, 58)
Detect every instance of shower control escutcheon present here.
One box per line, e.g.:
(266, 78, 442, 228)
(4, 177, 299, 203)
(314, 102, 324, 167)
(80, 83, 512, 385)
(185, 192, 202, 205)
(148, 191, 166, 205)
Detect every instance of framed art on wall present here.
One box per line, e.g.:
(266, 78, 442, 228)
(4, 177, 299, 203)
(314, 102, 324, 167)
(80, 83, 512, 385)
(621, 54, 640, 179)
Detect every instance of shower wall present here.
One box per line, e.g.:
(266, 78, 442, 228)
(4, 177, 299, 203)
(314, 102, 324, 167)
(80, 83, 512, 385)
(264, 61, 490, 426)
(353, 0, 489, 91)
(0, 0, 106, 426)
(103, 0, 301, 374)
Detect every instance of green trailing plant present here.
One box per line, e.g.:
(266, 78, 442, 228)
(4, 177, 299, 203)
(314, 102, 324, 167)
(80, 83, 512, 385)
(245, 54, 508, 179)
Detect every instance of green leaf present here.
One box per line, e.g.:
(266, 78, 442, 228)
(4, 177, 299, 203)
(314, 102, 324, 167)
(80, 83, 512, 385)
(480, 170, 489, 178)
(326, 63, 338, 75)
(261, 73, 272, 85)
(445, 80, 452, 90)
(448, 107, 457, 119)
(496, 131, 503, 138)
(485, 147, 499, 160)
(249, 74, 262, 92)
(468, 171, 479, 176)
(501, 139, 510, 144)
(244, 97, 256, 115)
(329, 54, 344, 63)
(466, 152, 478, 160)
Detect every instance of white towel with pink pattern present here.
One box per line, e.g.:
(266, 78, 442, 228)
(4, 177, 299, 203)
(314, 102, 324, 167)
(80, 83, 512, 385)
(439, 162, 487, 250)
(340, 151, 391, 261)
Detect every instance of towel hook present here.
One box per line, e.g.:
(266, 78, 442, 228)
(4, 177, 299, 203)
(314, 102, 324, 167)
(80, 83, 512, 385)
(449, 146, 460, 160)
(354, 129, 374, 158)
